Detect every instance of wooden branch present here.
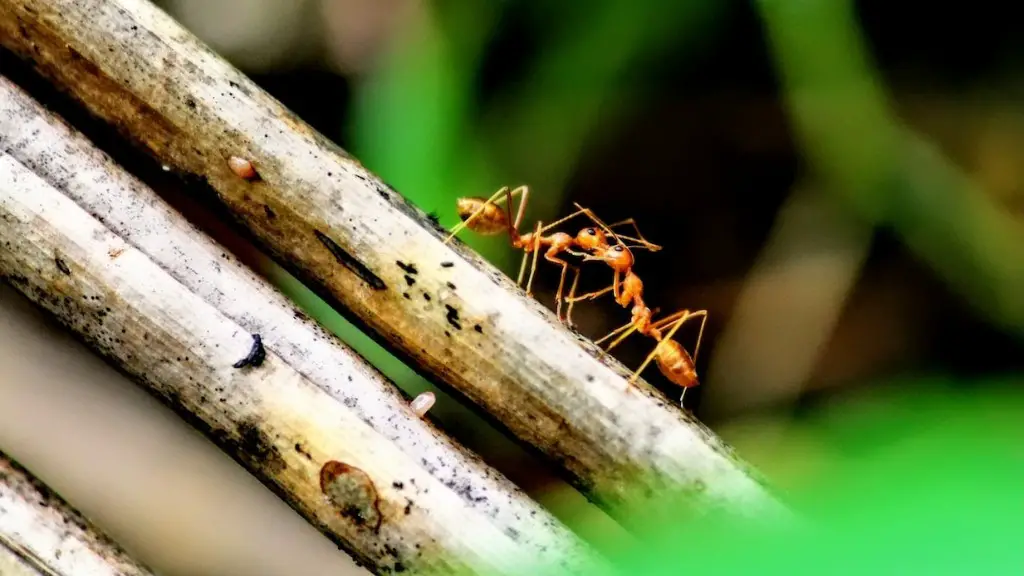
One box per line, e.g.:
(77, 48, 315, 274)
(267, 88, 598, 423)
(0, 73, 598, 575)
(0, 452, 156, 576)
(0, 144, 610, 575)
(0, 0, 789, 525)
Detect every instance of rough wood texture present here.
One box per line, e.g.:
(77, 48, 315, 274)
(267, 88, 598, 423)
(0, 452, 156, 576)
(0, 72, 597, 575)
(0, 153, 610, 576)
(0, 0, 788, 525)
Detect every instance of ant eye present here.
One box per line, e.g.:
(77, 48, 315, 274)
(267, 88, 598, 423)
(585, 228, 595, 235)
(613, 245, 624, 252)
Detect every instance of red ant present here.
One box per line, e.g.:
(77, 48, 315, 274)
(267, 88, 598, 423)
(597, 308, 708, 405)
(445, 187, 659, 321)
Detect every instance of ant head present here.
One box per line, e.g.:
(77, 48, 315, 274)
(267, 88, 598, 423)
(575, 227, 608, 250)
(588, 242, 633, 272)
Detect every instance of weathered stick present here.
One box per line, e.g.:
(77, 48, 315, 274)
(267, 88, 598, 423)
(0, 0, 788, 524)
(0, 71, 598, 574)
(0, 452, 156, 576)
(0, 153, 611, 575)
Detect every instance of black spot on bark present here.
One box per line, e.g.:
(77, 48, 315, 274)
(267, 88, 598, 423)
(54, 257, 70, 275)
(396, 261, 418, 275)
(227, 79, 252, 96)
(440, 261, 454, 268)
(404, 275, 416, 286)
(444, 305, 461, 330)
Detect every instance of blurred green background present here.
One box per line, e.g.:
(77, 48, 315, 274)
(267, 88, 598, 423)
(144, 0, 1024, 571)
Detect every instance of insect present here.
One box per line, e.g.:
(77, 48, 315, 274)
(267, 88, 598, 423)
(597, 308, 708, 404)
(446, 187, 659, 321)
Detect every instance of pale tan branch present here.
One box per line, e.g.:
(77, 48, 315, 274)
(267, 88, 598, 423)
(0, 0, 788, 526)
(0, 452, 156, 576)
(0, 72, 597, 576)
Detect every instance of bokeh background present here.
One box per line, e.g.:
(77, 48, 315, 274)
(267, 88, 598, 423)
(2, 0, 1023, 574)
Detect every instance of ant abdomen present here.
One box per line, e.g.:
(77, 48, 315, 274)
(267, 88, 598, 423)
(655, 340, 699, 389)
(456, 197, 508, 235)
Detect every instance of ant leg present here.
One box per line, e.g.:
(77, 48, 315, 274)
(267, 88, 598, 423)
(537, 207, 591, 233)
(599, 324, 640, 357)
(565, 283, 615, 303)
(644, 309, 693, 333)
(565, 267, 582, 327)
(444, 186, 509, 244)
(677, 311, 707, 407)
(503, 186, 532, 245)
(510, 186, 530, 233)
(627, 309, 696, 386)
(524, 221, 543, 297)
(687, 310, 709, 363)
(571, 202, 625, 245)
(563, 271, 624, 308)
(596, 305, 664, 350)
(640, 308, 708, 361)
(544, 251, 571, 321)
(516, 250, 530, 286)
(538, 203, 620, 240)
(606, 218, 662, 251)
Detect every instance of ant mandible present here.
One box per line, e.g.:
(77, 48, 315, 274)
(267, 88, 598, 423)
(445, 187, 659, 321)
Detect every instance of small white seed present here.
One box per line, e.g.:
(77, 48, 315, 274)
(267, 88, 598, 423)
(227, 156, 258, 180)
(410, 392, 435, 418)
